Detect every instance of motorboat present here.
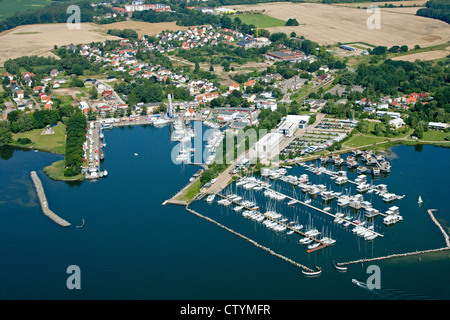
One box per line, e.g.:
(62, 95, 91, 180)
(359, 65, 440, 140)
(205, 194, 215, 203)
(299, 237, 313, 245)
(307, 242, 321, 250)
(302, 267, 322, 277)
(333, 261, 347, 272)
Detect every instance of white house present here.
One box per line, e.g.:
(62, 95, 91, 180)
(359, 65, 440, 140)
(389, 118, 405, 129)
(428, 122, 448, 130)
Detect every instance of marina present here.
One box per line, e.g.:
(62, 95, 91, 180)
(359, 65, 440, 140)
(1, 122, 449, 299)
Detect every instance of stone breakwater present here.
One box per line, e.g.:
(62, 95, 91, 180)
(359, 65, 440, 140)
(337, 209, 450, 267)
(30, 171, 71, 227)
(186, 206, 316, 273)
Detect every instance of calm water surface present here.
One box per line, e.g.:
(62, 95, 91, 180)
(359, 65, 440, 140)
(0, 124, 449, 300)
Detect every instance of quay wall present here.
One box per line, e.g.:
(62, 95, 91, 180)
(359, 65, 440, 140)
(30, 171, 71, 227)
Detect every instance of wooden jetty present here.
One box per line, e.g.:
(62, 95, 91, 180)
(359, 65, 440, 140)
(185, 205, 318, 275)
(215, 193, 331, 252)
(258, 185, 385, 239)
(30, 171, 71, 227)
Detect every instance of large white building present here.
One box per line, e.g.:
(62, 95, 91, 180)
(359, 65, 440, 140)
(278, 115, 310, 137)
(254, 132, 283, 161)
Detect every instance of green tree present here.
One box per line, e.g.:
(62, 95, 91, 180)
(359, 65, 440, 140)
(17, 113, 33, 132)
(0, 120, 12, 146)
(414, 124, 424, 139)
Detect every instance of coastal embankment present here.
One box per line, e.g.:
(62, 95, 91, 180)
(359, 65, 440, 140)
(30, 171, 71, 227)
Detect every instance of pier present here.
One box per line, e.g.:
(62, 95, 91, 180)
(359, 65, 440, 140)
(185, 206, 317, 274)
(336, 209, 450, 267)
(215, 193, 330, 252)
(258, 183, 384, 238)
(30, 171, 71, 227)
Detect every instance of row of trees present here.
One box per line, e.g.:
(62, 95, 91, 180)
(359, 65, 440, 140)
(4, 49, 99, 81)
(64, 113, 87, 177)
(107, 29, 139, 40)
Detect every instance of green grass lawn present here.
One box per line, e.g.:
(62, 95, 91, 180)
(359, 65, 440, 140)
(11, 122, 66, 154)
(44, 159, 84, 181)
(421, 130, 449, 141)
(343, 135, 388, 148)
(233, 14, 286, 28)
(175, 179, 201, 203)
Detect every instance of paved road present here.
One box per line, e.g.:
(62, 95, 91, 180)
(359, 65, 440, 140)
(204, 113, 326, 195)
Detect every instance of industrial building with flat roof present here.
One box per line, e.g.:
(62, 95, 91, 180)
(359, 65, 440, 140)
(278, 115, 310, 137)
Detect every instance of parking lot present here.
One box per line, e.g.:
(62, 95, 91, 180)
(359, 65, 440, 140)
(279, 116, 356, 160)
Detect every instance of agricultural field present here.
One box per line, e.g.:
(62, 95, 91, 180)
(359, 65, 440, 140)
(0, 23, 121, 67)
(225, 2, 450, 48)
(233, 13, 286, 28)
(333, 0, 427, 8)
(391, 47, 450, 61)
(0, 0, 92, 20)
(0, 0, 53, 20)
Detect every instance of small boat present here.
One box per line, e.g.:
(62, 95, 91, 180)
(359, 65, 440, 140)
(205, 194, 215, 203)
(307, 242, 321, 250)
(299, 237, 313, 245)
(287, 230, 294, 235)
(302, 267, 322, 277)
(333, 261, 347, 272)
(134, 153, 138, 156)
(418, 196, 423, 204)
(288, 199, 298, 206)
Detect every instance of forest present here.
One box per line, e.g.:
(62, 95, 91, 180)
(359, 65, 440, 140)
(416, 0, 450, 24)
(3, 49, 99, 81)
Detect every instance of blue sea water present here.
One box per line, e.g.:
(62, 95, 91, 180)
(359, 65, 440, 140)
(0, 124, 449, 300)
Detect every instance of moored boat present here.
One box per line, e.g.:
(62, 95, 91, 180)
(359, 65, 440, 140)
(333, 261, 347, 272)
(302, 267, 322, 277)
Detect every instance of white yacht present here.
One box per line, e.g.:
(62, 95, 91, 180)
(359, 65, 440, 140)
(307, 242, 321, 250)
(205, 194, 215, 203)
(153, 118, 170, 126)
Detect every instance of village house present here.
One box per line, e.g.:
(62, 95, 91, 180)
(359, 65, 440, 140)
(244, 79, 257, 89)
(229, 83, 240, 92)
(389, 118, 405, 129)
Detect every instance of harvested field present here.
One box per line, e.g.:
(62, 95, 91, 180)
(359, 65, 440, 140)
(0, 21, 186, 66)
(334, 1, 427, 8)
(391, 48, 450, 61)
(97, 21, 188, 37)
(226, 2, 450, 48)
(0, 23, 121, 66)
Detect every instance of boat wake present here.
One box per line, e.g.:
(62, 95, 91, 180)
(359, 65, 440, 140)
(351, 279, 435, 300)
(76, 219, 85, 229)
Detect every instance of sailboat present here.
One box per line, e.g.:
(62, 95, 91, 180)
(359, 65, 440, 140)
(418, 196, 423, 204)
